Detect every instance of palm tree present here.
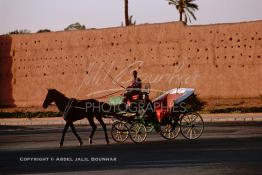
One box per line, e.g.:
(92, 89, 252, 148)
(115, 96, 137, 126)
(123, 0, 136, 26)
(124, 0, 129, 26)
(167, 0, 198, 24)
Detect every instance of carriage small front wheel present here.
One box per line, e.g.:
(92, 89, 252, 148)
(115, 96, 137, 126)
(111, 121, 129, 143)
(180, 112, 204, 140)
(129, 122, 147, 143)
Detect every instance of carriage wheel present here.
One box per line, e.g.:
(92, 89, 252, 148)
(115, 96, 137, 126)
(111, 121, 129, 143)
(160, 123, 180, 140)
(180, 112, 204, 140)
(129, 122, 147, 143)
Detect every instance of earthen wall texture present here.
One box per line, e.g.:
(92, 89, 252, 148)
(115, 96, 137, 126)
(0, 21, 262, 107)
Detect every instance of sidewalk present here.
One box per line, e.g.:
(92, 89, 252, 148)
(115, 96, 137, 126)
(0, 113, 261, 126)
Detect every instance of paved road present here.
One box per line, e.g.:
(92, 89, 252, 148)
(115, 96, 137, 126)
(0, 122, 262, 175)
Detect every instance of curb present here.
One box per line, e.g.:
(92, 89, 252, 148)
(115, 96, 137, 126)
(0, 113, 261, 126)
(201, 113, 262, 123)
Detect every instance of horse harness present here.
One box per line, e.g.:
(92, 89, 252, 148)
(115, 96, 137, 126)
(62, 98, 86, 120)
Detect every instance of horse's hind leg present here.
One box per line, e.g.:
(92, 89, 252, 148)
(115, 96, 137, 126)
(96, 116, 109, 144)
(87, 117, 97, 144)
(60, 121, 70, 147)
(70, 123, 83, 146)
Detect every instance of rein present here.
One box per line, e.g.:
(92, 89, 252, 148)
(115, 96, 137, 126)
(94, 90, 123, 99)
(63, 98, 74, 119)
(62, 90, 122, 119)
(54, 88, 123, 120)
(102, 67, 126, 89)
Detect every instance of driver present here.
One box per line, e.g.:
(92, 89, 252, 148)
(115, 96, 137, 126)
(124, 70, 142, 103)
(131, 70, 142, 90)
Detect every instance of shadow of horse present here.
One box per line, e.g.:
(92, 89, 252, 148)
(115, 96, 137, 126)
(43, 89, 114, 147)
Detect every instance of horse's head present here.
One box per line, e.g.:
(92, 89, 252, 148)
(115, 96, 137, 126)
(43, 88, 56, 108)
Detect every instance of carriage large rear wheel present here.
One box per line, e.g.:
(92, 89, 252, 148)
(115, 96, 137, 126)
(129, 122, 147, 143)
(180, 112, 204, 140)
(111, 121, 129, 143)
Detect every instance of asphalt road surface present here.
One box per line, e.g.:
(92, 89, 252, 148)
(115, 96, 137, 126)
(0, 122, 262, 175)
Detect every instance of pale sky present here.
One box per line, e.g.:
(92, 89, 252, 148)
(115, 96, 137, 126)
(0, 0, 262, 35)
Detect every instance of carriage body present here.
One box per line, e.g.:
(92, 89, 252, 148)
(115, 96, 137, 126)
(110, 87, 204, 143)
(152, 88, 194, 123)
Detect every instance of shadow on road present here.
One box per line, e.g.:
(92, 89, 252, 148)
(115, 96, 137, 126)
(0, 136, 262, 174)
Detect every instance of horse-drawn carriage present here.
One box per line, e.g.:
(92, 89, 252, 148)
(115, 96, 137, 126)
(109, 86, 204, 143)
(43, 84, 204, 147)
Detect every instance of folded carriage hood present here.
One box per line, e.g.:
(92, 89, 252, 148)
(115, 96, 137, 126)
(152, 88, 195, 104)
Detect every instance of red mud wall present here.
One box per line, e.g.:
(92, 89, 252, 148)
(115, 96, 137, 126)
(0, 21, 262, 107)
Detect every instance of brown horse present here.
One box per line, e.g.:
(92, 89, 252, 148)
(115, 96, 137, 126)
(42, 89, 110, 147)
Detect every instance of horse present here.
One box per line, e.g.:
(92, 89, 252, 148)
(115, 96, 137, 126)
(42, 89, 110, 147)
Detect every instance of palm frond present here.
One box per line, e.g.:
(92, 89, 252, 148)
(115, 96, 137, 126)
(185, 7, 197, 20)
(167, 0, 178, 6)
(185, 13, 192, 24)
(187, 3, 198, 10)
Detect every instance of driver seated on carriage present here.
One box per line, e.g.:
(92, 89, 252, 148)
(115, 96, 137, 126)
(123, 70, 142, 105)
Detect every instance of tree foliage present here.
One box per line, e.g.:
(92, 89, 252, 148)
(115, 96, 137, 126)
(128, 15, 136, 25)
(64, 22, 86, 31)
(167, 0, 198, 24)
(8, 29, 31, 35)
(37, 29, 51, 33)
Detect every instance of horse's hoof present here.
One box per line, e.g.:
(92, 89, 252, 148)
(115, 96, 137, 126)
(106, 140, 109, 144)
(59, 143, 63, 148)
(79, 141, 83, 146)
(89, 138, 92, 145)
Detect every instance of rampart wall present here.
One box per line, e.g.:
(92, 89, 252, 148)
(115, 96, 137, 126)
(0, 21, 262, 107)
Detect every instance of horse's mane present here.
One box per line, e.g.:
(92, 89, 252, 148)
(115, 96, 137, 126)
(50, 89, 68, 99)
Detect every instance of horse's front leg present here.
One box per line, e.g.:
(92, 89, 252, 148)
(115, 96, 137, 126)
(70, 123, 83, 146)
(96, 116, 109, 144)
(60, 121, 70, 147)
(87, 117, 97, 144)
